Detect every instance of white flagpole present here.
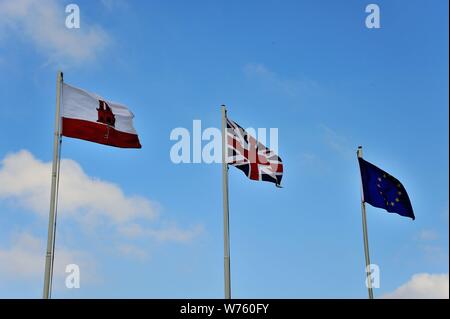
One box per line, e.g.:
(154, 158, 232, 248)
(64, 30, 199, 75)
(43, 71, 63, 299)
(221, 105, 231, 299)
(357, 146, 374, 299)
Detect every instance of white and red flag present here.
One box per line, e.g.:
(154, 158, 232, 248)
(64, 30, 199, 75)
(61, 83, 141, 148)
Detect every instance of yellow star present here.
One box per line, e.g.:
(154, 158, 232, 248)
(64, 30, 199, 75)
(398, 191, 402, 195)
(390, 202, 395, 206)
(395, 198, 400, 202)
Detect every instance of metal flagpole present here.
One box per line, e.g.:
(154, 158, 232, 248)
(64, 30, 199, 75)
(221, 105, 231, 299)
(43, 71, 63, 299)
(357, 146, 374, 299)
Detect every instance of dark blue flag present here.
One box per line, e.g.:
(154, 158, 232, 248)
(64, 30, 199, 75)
(358, 157, 415, 220)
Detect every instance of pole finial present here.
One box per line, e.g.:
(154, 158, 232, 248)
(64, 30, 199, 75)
(221, 105, 227, 117)
(357, 146, 363, 158)
(57, 71, 64, 83)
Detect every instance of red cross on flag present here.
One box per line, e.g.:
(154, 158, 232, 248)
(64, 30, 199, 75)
(226, 118, 283, 186)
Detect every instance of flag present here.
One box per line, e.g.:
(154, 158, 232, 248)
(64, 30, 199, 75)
(358, 157, 415, 220)
(226, 118, 283, 186)
(61, 83, 141, 148)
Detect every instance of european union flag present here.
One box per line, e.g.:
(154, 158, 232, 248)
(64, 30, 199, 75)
(358, 157, 415, 220)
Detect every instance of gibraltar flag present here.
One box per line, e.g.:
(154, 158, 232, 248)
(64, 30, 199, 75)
(61, 83, 141, 148)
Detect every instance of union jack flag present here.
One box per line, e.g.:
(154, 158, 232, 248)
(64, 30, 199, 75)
(226, 118, 283, 187)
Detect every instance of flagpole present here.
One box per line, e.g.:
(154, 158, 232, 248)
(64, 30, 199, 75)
(221, 105, 231, 299)
(357, 146, 374, 299)
(43, 71, 63, 299)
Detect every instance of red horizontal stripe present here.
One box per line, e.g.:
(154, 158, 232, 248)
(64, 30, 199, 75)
(62, 117, 141, 149)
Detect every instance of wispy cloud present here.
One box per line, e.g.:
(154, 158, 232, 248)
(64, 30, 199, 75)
(417, 229, 439, 241)
(147, 224, 204, 242)
(0, 150, 158, 223)
(319, 124, 353, 158)
(118, 223, 204, 243)
(116, 244, 149, 261)
(299, 152, 320, 165)
(383, 273, 449, 299)
(0, 150, 203, 250)
(0, 0, 110, 64)
(414, 228, 448, 263)
(244, 63, 319, 98)
(0, 232, 96, 283)
(417, 243, 448, 265)
(297, 151, 330, 176)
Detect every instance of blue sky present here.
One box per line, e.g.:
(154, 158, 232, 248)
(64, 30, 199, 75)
(0, 0, 448, 298)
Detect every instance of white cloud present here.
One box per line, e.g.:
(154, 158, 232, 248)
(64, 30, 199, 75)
(383, 273, 449, 299)
(244, 63, 319, 97)
(417, 229, 439, 241)
(147, 224, 204, 242)
(118, 223, 204, 243)
(0, 150, 158, 223)
(418, 244, 448, 264)
(415, 229, 447, 263)
(319, 124, 352, 157)
(244, 63, 272, 77)
(116, 244, 148, 260)
(117, 223, 147, 237)
(297, 152, 330, 175)
(0, 0, 109, 63)
(0, 232, 95, 283)
(0, 150, 202, 244)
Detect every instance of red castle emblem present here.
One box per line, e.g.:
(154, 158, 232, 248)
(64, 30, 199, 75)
(97, 100, 116, 127)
